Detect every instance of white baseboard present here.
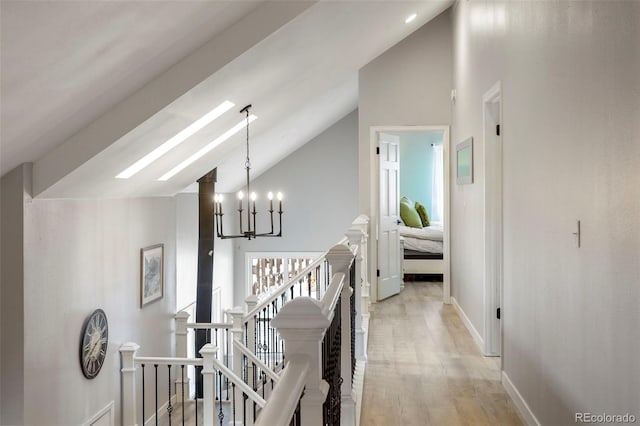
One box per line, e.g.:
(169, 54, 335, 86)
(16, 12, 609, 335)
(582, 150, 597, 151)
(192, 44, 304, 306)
(502, 371, 541, 426)
(451, 297, 484, 352)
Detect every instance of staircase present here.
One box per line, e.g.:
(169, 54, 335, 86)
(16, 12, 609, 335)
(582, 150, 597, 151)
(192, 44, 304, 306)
(120, 215, 371, 426)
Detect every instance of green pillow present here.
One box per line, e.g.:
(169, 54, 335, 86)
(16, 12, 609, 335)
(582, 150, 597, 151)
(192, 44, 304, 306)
(400, 197, 422, 228)
(415, 202, 430, 227)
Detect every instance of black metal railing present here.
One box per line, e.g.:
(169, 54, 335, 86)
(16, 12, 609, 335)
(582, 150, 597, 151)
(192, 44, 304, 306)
(246, 258, 331, 372)
(139, 363, 197, 426)
(190, 325, 232, 404)
(322, 294, 342, 426)
(240, 349, 277, 401)
(137, 360, 263, 426)
(349, 259, 356, 380)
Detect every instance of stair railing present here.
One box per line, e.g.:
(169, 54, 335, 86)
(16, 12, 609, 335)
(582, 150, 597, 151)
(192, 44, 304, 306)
(119, 343, 265, 426)
(255, 247, 353, 426)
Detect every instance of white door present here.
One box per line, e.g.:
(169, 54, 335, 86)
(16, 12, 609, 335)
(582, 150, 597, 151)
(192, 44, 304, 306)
(378, 133, 401, 300)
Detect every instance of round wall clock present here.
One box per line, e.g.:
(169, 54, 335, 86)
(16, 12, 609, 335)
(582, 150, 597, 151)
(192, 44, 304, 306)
(79, 309, 109, 379)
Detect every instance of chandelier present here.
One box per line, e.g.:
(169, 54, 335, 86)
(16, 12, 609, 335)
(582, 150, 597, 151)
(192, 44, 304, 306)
(213, 105, 283, 240)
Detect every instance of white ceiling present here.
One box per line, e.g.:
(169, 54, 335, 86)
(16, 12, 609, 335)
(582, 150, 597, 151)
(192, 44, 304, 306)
(1, 0, 452, 198)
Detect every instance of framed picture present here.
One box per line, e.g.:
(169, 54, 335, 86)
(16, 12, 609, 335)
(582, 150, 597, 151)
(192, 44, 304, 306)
(456, 137, 474, 184)
(140, 244, 164, 307)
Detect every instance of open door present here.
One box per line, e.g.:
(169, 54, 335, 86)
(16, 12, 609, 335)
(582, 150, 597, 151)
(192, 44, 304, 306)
(378, 133, 401, 300)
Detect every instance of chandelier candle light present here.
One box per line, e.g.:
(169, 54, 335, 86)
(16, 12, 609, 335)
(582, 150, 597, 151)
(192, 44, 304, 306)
(213, 105, 283, 240)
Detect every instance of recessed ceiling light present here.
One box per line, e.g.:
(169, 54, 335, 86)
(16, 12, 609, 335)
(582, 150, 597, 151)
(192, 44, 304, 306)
(405, 13, 417, 24)
(116, 100, 234, 179)
(158, 115, 258, 181)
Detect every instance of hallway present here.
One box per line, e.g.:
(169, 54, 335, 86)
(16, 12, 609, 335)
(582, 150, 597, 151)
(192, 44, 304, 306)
(360, 282, 522, 426)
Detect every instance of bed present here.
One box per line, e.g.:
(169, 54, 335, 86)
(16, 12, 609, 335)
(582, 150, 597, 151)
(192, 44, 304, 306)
(399, 224, 444, 276)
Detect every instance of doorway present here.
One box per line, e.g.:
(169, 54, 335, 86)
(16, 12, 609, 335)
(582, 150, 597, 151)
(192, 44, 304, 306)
(483, 82, 503, 357)
(373, 126, 451, 304)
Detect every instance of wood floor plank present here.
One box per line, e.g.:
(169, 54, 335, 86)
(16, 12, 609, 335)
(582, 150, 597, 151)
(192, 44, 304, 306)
(360, 282, 523, 426)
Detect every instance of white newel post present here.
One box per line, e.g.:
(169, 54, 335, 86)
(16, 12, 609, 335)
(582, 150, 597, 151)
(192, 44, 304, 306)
(120, 342, 140, 426)
(227, 307, 246, 425)
(345, 228, 366, 362)
(352, 215, 370, 358)
(271, 298, 331, 426)
(175, 311, 190, 401)
(200, 344, 218, 426)
(326, 244, 356, 426)
(245, 295, 258, 352)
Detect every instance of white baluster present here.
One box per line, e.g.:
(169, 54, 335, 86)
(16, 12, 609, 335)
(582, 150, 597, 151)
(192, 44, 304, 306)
(200, 344, 218, 426)
(175, 311, 190, 401)
(227, 307, 246, 425)
(120, 342, 140, 426)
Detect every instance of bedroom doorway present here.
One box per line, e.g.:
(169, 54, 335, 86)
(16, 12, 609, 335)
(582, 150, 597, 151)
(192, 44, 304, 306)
(373, 126, 451, 304)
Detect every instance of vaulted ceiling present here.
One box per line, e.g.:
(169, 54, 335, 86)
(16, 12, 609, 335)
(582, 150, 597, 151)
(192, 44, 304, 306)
(1, 0, 452, 198)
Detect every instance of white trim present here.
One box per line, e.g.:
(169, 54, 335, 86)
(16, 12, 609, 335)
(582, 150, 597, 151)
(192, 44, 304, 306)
(483, 80, 503, 356)
(403, 258, 443, 274)
(451, 297, 484, 352)
(83, 401, 115, 426)
(502, 371, 541, 426)
(371, 125, 451, 304)
(352, 359, 367, 426)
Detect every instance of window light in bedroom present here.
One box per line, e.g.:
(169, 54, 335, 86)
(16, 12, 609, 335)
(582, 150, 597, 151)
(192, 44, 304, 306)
(405, 13, 417, 24)
(213, 104, 283, 240)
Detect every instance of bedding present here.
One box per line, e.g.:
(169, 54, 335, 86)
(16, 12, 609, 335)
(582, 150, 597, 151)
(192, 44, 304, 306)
(403, 237, 443, 254)
(400, 224, 444, 255)
(399, 225, 443, 242)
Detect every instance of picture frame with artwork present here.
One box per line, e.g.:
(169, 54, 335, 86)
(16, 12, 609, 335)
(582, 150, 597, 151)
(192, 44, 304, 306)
(456, 137, 474, 185)
(140, 244, 164, 307)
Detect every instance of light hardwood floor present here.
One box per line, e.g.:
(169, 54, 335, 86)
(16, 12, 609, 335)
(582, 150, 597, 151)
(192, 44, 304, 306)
(360, 282, 523, 426)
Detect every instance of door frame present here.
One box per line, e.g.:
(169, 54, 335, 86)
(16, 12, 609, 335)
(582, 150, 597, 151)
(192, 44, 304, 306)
(371, 125, 451, 304)
(483, 81, 503, 356)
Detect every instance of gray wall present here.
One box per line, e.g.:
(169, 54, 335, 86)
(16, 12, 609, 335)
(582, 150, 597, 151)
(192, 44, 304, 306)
(175, 192, 235, 321)
(451, 1, 640, 423)
(358, 8, 452, 300)
(176, 193, 198, 311)
(0, 163, 31, 425)
(21, 196, 177, 425)
(225, 109, 359, 306)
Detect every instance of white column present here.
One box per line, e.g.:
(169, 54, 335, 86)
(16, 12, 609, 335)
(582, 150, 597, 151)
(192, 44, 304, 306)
(175, 311, 190, 401)
(326, 244, 356, 426)
(352, 215, 371, 359)
(227, 307, 246, 425)
(200, 344, 218, 426)
(120, 342, 140, 426)
(245, 295, 258, 355)
(271, 298, 331, 426)
(345, 228, 366, 362)
(175, 310, 190, 357)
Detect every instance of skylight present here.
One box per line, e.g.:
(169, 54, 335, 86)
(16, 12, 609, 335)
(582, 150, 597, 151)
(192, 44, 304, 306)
(158, 115, 258, 181)
(405, 13, 417, 24)
(116, 100, 234, 179)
